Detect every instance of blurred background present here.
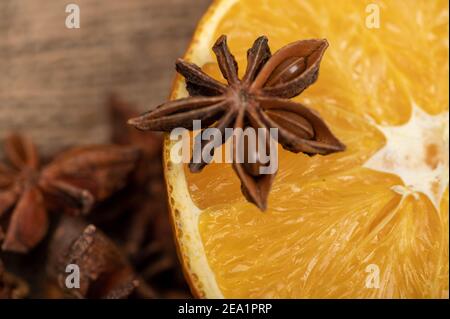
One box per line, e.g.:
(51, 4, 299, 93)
(0, 0, 210, 158)
(0, 0, 212, 299)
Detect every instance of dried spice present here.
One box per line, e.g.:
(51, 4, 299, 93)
(129, 35, 346, 210)
(109, 96, 168, 253)
(47, 216, 144, 299)
(0, 259, 29, 299)
(0, 134, 140, 253)
(107, 96, 191, 298)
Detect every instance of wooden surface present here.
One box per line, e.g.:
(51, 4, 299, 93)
(0, 0, 211, 158)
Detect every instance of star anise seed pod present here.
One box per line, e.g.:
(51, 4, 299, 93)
(128, 35, 346, 210)
(0, 134, 140, 253)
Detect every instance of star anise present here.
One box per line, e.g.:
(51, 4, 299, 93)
(0, 134, 139, 253)
(128, 35, 346, 210)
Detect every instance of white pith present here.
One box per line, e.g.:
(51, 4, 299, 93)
(165, 0, 239, 299)
(364, 102, 449, 211)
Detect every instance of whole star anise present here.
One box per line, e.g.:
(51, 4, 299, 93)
(128, 35, 346, 210)
(0, 134, 139, 253)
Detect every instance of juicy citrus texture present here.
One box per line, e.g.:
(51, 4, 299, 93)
(171, 0, 449, 298)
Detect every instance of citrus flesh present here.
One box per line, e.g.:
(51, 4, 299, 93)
(165, 0, 449, 298)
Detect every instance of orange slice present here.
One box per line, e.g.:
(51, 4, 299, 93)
(165, 0, 449, 298)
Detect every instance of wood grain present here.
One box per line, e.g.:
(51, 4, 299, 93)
(0, 0, 211, 158)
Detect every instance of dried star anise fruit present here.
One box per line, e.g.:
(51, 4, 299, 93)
(47, 216, 141, 299)
(0, 259, 29, 299)
(0, 134, 140, 253)
(128, 35, 346, 210)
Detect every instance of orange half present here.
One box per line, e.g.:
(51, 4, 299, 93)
(164, 0, 449, 298)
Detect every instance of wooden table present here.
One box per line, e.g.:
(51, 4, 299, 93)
(0, 0, 211, 158)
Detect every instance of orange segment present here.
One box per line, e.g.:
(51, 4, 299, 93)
(212, 0, 449, 120)
(165, 0, 449, 298)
